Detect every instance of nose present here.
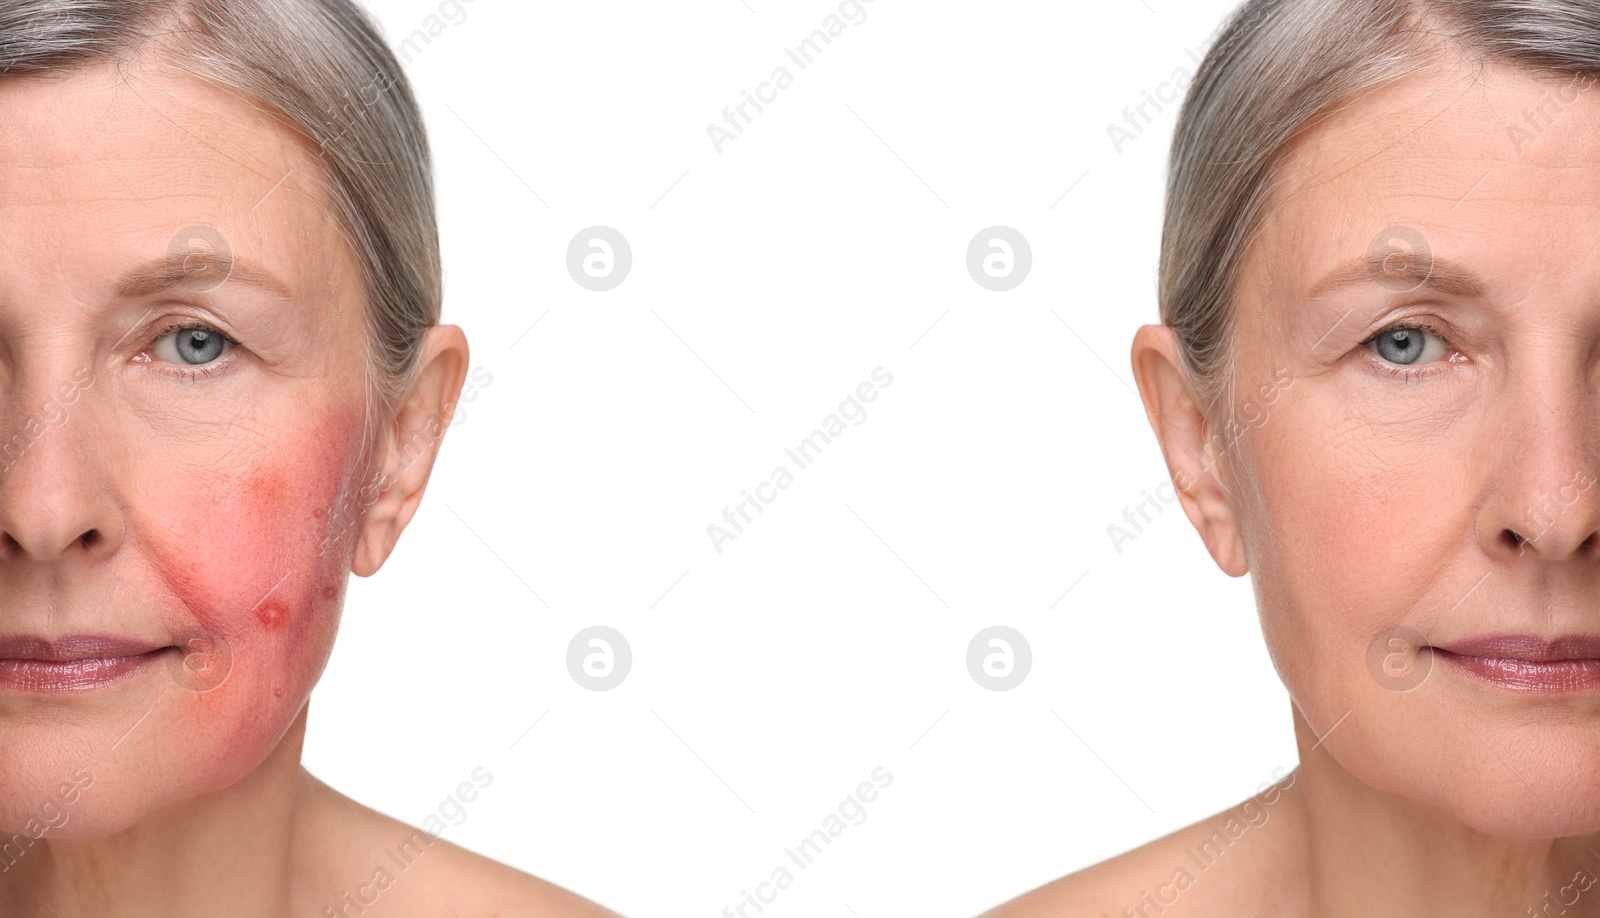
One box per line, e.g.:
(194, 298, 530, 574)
(0, 377, 122, 563)
(1480, 379, 1600, 563)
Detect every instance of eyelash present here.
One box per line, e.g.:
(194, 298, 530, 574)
(1359, 320, 1455, 382)
(141, 319, 241, 382)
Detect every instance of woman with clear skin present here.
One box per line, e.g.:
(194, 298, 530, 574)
(0, 1, 619, 915)
(983, 1, 1600, 915)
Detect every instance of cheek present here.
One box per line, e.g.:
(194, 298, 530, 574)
(1236, 405, 1472, 702)
(1245, 409, 1460, 606)
(156, 466, 336, 656)
(142, 414, 368, 753)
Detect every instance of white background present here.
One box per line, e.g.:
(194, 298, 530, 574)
(301, 1, 1300, 916)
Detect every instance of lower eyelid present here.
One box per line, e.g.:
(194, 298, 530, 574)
(1361, 348, 1454, 381)
(133, 346, 240, 380)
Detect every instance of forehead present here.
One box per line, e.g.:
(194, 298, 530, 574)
(1239, 59, 1600, 336)
(0, 55, 360, 332)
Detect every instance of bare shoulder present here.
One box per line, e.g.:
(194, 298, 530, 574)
(393, 827, 624, 917)
(976, 772, 1302, 918)
(294, 774, 625, 917)
(973, 820, 1205, 918)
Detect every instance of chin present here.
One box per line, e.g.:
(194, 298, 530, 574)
(0, 726, 114, 840)
(1446, 795, 1600, 840)
(0, 702, 282, 843)
(0, 754, 263, 844)
(1444, 763, 1600, 839)
(1355, 732, 1600, 839)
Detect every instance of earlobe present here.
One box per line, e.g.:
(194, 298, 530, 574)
(351, 323, 471, 578)
(1130, 323, 1249, 577)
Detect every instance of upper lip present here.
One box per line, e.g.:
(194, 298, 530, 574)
(0, 635, 173, 662)
(1432, 635, 1600, 662)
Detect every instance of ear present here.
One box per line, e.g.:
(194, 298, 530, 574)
(1130, 324, 1248, 577)
(352, 324, 470, 578)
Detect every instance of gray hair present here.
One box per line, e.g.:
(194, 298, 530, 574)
(0, 0, 439, 429)
(1163, 0, 1600, 412)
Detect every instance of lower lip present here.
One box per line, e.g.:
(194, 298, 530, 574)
(1435, 649, 1600, 692)
(0, 648, 175, 693)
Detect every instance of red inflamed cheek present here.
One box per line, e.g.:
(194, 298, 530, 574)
(143, 428, 363, 701)
(151, 467, 300, 631)
(116, 417, 366, 787)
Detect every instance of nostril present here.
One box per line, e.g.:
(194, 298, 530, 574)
(0, 529, 103, 556)
(1505, 528, 1525, 548)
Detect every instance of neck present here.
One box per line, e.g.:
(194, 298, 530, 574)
(0, 703, 315, 918)
(1288, 704, 1600, 918)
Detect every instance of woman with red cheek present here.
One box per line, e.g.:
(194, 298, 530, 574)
(982, 1, 1600, 916)
(0, 1, 620, 916)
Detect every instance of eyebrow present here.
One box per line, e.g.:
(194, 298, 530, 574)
(1306, 254, 1489, 301)
(113, 252, 295, 301)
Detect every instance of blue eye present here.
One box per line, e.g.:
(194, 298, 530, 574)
(152, 321, 237, 367)
(1364, 322, 1448, 367)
